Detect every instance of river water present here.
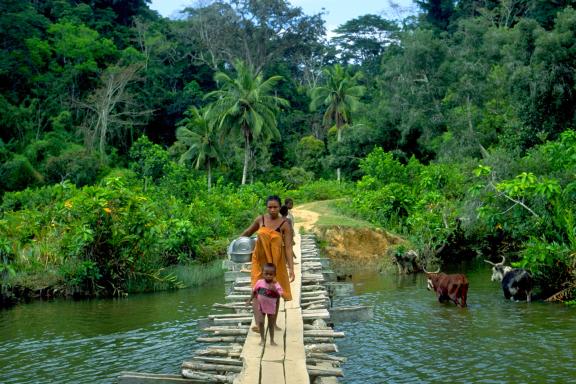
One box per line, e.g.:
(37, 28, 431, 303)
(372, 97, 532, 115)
(333, 261, 576, 383)
(1, 262, 575, 384)
(0, 279, 224, 384)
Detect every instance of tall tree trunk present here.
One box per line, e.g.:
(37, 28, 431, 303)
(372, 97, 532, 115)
(242, 135, 250, 185)
(336, 117, 342, 182)
(99, 109, 108, 161)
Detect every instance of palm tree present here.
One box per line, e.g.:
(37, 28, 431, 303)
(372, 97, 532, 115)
(206, 60, 289, 185)
(310, 64, 365, 181)
(176, 106, 222, 191)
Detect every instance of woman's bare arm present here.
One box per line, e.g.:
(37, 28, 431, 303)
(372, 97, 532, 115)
(240, 216, 261, 237)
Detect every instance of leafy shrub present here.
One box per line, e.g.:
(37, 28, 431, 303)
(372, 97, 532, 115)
(282, 167, 314, 189)
(45, 148, 104, 186)
(0, 182, 76, 212)
(0, 155, 44, 192)
(129, 135, 172, 183)
(471, 132, 576, 296)
(359, 147, 408, 185)
(296, 135, 325, 176)
(289, 179, 353, 202)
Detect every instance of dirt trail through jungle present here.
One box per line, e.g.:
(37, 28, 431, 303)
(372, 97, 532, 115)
(291, 201, 402, 269)
(291, 204, 319, 232)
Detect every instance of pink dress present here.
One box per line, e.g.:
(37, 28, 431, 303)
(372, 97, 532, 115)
(253, 279, 283, 315)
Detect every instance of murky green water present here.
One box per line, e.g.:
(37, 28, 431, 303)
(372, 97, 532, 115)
(2, 262, 575, 384)
(0, 279, 224, 384)
(333, 261, 576, 383)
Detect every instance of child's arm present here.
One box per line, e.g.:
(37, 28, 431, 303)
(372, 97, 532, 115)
(274, 282, 284, 298)
(246, 289, 257, 306)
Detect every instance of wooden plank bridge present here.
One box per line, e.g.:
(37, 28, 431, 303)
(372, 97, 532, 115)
(234, 230, 310, 384)
(118, 224, 344, 384)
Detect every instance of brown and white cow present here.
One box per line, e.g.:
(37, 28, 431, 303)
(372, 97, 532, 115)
(424, 268, 469, 308)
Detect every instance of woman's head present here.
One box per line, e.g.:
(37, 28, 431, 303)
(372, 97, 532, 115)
(285, 198, 293, 209)
(266, 195, 282, 218)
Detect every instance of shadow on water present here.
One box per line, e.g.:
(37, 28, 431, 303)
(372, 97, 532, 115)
(332, 260, 576, 384)
(0, 278, 225, 384)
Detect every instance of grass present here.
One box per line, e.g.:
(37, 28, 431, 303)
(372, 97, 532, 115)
(126, 259, 225, 293)
(170, 260, 225, 288)
(299, 199, 375, 228)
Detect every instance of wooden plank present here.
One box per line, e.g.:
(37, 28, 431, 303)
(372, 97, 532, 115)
(285, 308, 305, 359)
(209, 313, 253, 319)
(233, 357, 260, 384)
(303, 330, 345, 338)
(306, 353, 347, 363)
(306, 365, 343, 377)
(225, 294, 250, 301)
(181, 369, 235, 383)
(261, 306, 286, 362)
(196, 336, 245, 343)
(284, 359, 310, 384)
(302, 313, 330, 321)
(181, 361, 242, 373)
(234, 231, 317, 384)
(213, 317, 253, 325)
(118, 372, 200, 384)
(284, 232, 310, 384)
(190, 356, 243, 366)
(240, 318, 264, 359)
(260, 361, 285, 384)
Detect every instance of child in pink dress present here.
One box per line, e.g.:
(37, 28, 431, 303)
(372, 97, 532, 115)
(248, 263, 283, 346)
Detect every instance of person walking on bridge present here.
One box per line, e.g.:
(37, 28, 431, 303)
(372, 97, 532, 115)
(241, 195, 295, 331)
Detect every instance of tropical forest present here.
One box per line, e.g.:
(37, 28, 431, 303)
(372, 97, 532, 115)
(2, 0, 576, 310)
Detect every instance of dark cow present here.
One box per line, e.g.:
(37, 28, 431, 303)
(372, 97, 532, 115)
(484, 256, 533, 302)
(424, 268, 469, 308)
(394, 249, 419, 274)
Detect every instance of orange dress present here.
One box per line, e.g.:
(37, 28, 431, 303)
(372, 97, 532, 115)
(250, 219, 292, 301)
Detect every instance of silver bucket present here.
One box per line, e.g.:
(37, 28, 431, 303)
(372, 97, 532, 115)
(227, 236, 256, 263)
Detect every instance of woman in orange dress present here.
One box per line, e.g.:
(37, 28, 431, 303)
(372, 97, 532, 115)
(241, 195, 295, 330)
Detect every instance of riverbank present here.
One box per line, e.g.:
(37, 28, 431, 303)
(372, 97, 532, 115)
(2, 260, 225, 308)
(293, 200, 407, 272)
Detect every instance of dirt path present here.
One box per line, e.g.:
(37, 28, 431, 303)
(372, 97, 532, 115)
(291, 204, 319, 232)
(292, 201, 402, 269)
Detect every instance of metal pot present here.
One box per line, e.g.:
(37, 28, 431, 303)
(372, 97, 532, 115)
(227, 236, 256, 263)
(230, 236, 256, 254)
(229, 253, 252, 263)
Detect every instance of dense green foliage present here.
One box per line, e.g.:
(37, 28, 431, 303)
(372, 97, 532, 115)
(1, 0, 576, 303)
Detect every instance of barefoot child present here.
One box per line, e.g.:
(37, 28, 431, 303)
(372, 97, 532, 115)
(248, 263, 283, 346)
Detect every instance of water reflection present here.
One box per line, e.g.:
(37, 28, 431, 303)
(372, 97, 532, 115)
(333, 262, 576, 383)
(0, 279, 224, 384)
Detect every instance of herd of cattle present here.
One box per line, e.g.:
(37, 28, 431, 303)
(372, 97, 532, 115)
(423, 256, 534, 308)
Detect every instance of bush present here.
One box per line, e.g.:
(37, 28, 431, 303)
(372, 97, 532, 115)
(0, 155, 44, 192)
(45, 148, 104, 186)
(23, 131, 72, 169)
(289, 179, 354, 202)
(282, 167, 314, 189)
(129, 135, 172, 183)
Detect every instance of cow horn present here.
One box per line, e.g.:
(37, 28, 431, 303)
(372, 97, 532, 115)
(496, 256, 505, 266)
(484, 259, 496, 266)
(422, 266, 440, 274)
